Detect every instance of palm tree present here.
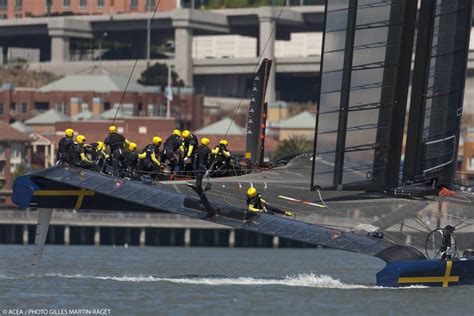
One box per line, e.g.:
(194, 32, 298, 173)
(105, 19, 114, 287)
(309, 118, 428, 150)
(271, 136, 313, 161)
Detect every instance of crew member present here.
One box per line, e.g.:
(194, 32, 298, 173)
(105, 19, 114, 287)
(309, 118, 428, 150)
(57, 128, 75, 165)
(440, 225, 455, 260)
(246, 188, 294, 217)
(104, 125, 130, 176)
(194, 137, 211, 188)
(180, 130, 198, 171)
(124, 142, 139, 178)
(210, 139, 232, 175)
(138, 136, 162, 173)
(94, 141, 109, 173)
(161, 129, 181, 172)
(71, 135, 95, 169)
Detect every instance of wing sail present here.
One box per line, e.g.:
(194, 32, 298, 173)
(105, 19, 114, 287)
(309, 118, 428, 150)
(403, 0, 473, 185)
(311, 0, 418, 191)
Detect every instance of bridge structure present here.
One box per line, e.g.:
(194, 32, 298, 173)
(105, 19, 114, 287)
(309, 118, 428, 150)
(0, 6, 324, 102)
(0, 6, 473, 104)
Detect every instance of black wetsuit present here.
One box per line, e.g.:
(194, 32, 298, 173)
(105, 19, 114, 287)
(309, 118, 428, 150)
(194, 145, 211, 188)
(57, 136, 75, 164)
(182, 134, 198, 171)
(162, 134, 181, 171)
(123, 150, 138, 177)
(104, 133, 126, 176)
(70, 143, 95, 169)
(211, 144, 232, 175)
(140, 144, 161, 172)
(441, 225, 455, 260)
(247, 194, 285, 215)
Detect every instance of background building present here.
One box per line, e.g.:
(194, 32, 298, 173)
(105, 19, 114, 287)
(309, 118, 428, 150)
(0, 0, 176, 19)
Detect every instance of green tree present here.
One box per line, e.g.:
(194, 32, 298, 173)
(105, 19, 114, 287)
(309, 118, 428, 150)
(271, 136, 313, 161)
(138, 63, 185, 89)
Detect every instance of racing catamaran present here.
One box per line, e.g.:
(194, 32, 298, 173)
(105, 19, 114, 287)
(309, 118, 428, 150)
(11, 0, 474, 287)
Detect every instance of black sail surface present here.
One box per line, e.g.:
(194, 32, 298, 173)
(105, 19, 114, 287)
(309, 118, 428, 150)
(403, 0, 473, 185)
(311, 0, 418, 191)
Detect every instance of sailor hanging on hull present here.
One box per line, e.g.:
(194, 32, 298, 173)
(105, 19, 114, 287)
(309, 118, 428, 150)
(194, 137, 211, 188)
(57, 128, 75, 165)
(180, 130, 198, 173)
(104, 125, 130, 177)
(71, 135, 96, 169)
(138, 136, 162, 174)
(161, 130, 182, 172)
(246, 188, 294, 217)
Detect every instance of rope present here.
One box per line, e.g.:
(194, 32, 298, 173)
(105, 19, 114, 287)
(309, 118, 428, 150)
(224, 5, 287, 138)
(112, 0, 162, 125)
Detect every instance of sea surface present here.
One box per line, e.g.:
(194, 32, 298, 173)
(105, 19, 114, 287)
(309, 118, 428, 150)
(0, 245, 473, 316)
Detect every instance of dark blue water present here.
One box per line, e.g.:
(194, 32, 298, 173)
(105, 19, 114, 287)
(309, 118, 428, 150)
(0, 246, 473, 315)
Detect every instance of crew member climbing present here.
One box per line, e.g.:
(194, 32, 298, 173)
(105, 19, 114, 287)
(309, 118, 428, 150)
(246, 188, 294, 217)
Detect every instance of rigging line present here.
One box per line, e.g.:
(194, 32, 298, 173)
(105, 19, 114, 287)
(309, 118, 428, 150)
(455, 223, 474, 232)
(112, 0, 162, 125)
(224, 4, 286, 138)
(414, 216, 434, 233)
(402, 223, 430, 234)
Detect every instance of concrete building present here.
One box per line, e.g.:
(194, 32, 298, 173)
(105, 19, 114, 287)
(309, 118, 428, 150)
(0, 0, 177, 19)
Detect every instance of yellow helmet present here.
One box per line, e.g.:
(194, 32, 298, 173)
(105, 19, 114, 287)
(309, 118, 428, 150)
(65, 128, 74, 137)
(219, 139, 228, 146)
(76, 135, 87, 144)
(247, 187, 257, 198)
(109, 125, 117, 134)
(96, 141, 104, 151)
(182, 130, 191, 138)
(152, 136, 162, 145)
(129, 142, 137, 151)
(173, 129, 181, 137)
(201, 137, 210, 146)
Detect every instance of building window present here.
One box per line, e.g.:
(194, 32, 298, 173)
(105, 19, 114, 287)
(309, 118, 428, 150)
(130, 0, 138, 10)
(15, 0, 22, 10)
(34, 102, 49, 112)
(0, 103, 3, 114)
(80, 0, 87, 9)
(146, 0, 156, 11)
(21, 102, 27, 113)
(0, 0, 7, 10)
(63, 0, 71, 9)
(97, 0, 104, 8)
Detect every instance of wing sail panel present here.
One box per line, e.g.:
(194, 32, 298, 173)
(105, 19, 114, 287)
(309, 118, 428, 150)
(312, 0, 418, 191)
(403, 0, 473, 184)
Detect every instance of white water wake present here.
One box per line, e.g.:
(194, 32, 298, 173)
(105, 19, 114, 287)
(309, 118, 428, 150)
(17, 273, 424, 289)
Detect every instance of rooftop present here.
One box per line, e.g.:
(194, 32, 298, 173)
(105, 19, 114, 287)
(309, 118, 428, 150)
(195, 117, 245, 135)
(10, 121, 34, 133)
(24, 109, 70, 125)
(271, 110, 315, 129)
(38, 74, 153, 93)
(0, 121, 31, 142)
